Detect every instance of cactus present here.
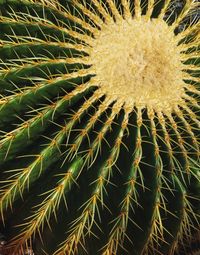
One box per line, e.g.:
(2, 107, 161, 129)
(0, 0, 199, 254)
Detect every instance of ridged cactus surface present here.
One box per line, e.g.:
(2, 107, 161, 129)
(0, 0, 200, 254)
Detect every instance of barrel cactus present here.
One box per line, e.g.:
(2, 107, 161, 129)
(0, 0, 199, 254)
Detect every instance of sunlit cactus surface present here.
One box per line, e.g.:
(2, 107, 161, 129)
(0, 0, 200, 254)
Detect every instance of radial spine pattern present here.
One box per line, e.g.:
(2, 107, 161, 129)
(0, 0, 199, 254)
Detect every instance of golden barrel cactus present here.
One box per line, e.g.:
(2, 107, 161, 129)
(0, 0, 199, 254)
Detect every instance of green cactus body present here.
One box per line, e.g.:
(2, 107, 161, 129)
(0, 0, 199, 254)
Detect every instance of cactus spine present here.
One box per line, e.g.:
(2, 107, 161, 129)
(0, 0, 199, 254)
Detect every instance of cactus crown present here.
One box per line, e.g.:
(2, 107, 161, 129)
(90, 17, 184, 112)
(0, 0, 199, 255)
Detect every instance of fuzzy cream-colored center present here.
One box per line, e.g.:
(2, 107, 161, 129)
(90, 18, 185, 113)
